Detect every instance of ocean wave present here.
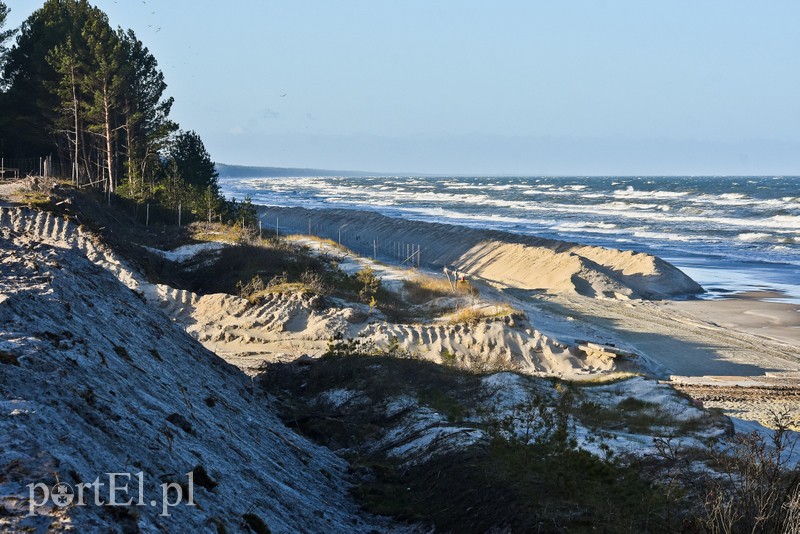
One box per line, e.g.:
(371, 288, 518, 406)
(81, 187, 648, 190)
(719, 193, 747, 200)
(768, 215, 800, 228)
(632, 230, 701, 242)
(400, 206, 536, 226)
(221, 176, 800, 274)
(557, 221, 618, 230)
(613, 186, 689, 200)
(689, 193, 800, 210)
(737, 232, 773, 242)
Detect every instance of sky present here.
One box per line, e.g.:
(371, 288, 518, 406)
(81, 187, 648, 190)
(6, 0, 800, 175)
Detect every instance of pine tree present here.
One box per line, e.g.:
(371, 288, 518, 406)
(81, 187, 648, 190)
(0, 1, 13, 70)
(2, 0, 78, 157)
(167, 130, 223, 218)
(48, 35, 87, 184)
(118, 28, 175, 199)
(81, 9, 125, 193)
(0, 0, 12, 148)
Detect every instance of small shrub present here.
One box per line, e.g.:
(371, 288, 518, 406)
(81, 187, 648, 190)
(300, 269, 329, 295)
(236, 274, 267, 302)
(357, 267, 381, 303)
(617, 397, 655, 411)
(695, 410, 800, 533)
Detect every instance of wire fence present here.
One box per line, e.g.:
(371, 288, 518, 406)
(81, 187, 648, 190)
(261, 214, 423, 268)
(0, 157, 71, 180)
(112, 196, 201, 228)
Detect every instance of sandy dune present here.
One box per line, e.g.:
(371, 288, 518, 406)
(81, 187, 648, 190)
(254, 205, 800, 429)
(258, 206, 703, 300)
(0, 207, 625, 378)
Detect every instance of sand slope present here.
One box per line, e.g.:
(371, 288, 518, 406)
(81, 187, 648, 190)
(0, 208, 399, 532)
(258, 206, 703, 299)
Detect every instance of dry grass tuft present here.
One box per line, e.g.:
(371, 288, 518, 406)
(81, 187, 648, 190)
(403, 274, 479, 304)
(237, 269, 329, 303)
(447, 304, 519, 324)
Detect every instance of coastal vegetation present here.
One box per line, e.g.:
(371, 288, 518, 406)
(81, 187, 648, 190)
(264, 354, 800, 532)
(0, 0, 230, 224)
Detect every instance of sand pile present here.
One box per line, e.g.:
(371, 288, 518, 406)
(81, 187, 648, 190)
(258, 206, 703, 299)
(151, 286, 361, 373)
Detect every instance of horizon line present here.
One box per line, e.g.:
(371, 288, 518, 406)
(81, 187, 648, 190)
(216, 164, 797, 179)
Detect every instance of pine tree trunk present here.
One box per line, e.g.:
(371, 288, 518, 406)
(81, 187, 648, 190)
(126, 120, 135, 197)
(80, 124, 92, 184)
(103, 83, 114, 194)
(71, 66, 80, 186)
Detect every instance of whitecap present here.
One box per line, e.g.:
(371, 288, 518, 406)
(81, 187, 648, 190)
(632, 230, 697, 242)
(613, 187, 689, 200)
(737, 232, 773, 242)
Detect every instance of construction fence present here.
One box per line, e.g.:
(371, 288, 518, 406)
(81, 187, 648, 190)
(262, 214, 423, 268)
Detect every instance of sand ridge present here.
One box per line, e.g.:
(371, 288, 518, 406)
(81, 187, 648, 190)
(257, 205, 703, 300)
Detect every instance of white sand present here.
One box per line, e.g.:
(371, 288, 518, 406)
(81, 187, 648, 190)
(259, 206, 703, 300)
(4, 200, 798, 430)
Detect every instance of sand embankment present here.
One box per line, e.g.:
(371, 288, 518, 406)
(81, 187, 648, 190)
(258, 206, 702, 300)
(0, 206, 623, 378)
(0, 207, 397, 531)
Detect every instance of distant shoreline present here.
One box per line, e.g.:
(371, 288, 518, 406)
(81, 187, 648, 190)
(216, 164, 800, 180)
(216, 163, 385, 178)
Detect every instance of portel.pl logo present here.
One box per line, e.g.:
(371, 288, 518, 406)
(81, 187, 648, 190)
(27, 471, 196, 517)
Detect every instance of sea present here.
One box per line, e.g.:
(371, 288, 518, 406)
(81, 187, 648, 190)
(219, 175, 800, 303)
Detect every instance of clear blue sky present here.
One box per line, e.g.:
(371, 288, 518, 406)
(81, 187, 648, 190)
(7, 1, 800, 174)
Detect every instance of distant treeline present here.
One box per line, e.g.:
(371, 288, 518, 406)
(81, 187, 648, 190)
(216, 163, 378, 179)
(0, 0, 253, 225)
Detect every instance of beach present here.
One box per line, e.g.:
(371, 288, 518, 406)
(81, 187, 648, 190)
(250, 203, 800, 427)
